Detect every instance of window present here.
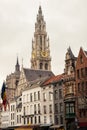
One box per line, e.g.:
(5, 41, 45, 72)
(66, 103, 75, 114)
(43, 105, 46, 114)
(30, 93, 32, 102)
(45, 63, 48, 70)
(60, 115, 63, 124)
(50, 115, 53, 124)
(44, 116, 47, 123)
(59, 89, 62, 99)
(34, 104, 36, 114)
(54, 90, 58, 100)
(82, 82, 84, 91)
(43, 93, 46, 101)
(70, 103, 74, 113)
(23, 107, 25, 115)
(35, 116, 37, 124)
(34, 92, 36, 101)
(80, 55, 83, 64)
(49, 92, 53, 101)
(38, 91, 40, 100)
(59, 103, 63, 112)
(81, 68, 84, 77)
(55, 103, 58, 113)
(31, 117, 33, 124)
(66, 104, 69, 114)
(77, 70, 80, 79)
(30, 105, 33, 114)
(49, 104, 52, 113)
(17, 115, 18, 123)
(38, 104, 40, 114)
(38, 116, 41, 123)
(20, 115, 21, 123)
(78, 83, 80, 92)
(40, 63, 43, 69)
(27, 117, 29, 124)
(55, 115, 58, 124)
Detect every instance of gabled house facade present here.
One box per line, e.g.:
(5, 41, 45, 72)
(76, 47, 87, 128)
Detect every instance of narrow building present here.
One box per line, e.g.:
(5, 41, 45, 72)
(76, 47, 87, 128)
(63, 47, 77, 130)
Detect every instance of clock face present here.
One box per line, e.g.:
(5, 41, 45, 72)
(41, 51, 48, 57)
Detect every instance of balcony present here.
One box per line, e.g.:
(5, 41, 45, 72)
(65, 113, 75, 119)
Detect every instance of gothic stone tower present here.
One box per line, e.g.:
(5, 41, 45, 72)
(31, 6, 51, 71)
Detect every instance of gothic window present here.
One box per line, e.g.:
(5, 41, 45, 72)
(40, 63, 43, 69)
(45, 63, 48, 70)
(40, 36, 42, 48)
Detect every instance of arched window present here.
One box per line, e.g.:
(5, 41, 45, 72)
(40, 63, 43, 69)
(45, 63, 48, 70)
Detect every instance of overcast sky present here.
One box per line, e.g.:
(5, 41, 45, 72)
(0, 0, 87, 87)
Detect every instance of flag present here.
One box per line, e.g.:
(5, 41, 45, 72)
(1, 82, 7, 111)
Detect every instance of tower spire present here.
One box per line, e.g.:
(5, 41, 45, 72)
(31, 6, 51, 71)
(15, 56, 20, 72)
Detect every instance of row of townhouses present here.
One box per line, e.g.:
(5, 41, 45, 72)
(0, 6, 87, 130)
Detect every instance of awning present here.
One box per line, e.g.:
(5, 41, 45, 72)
(50, 125, 64, 128)
(79, 122, 87, 127)
(40, 124, 52, 127)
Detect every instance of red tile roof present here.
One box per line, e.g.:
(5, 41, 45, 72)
(43, 74, 64, 86)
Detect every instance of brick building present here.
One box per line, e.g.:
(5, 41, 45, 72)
(76, 47, 87, 128)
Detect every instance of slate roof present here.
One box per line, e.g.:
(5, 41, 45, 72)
(42, 74, 64, 86)
(67, 46, 76, 59)
(23, 68, 54, 82)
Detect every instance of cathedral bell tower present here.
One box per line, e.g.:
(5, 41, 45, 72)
(31, 6, 51, 71)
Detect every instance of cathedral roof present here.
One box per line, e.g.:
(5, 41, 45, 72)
(23, 68, 54, 82)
